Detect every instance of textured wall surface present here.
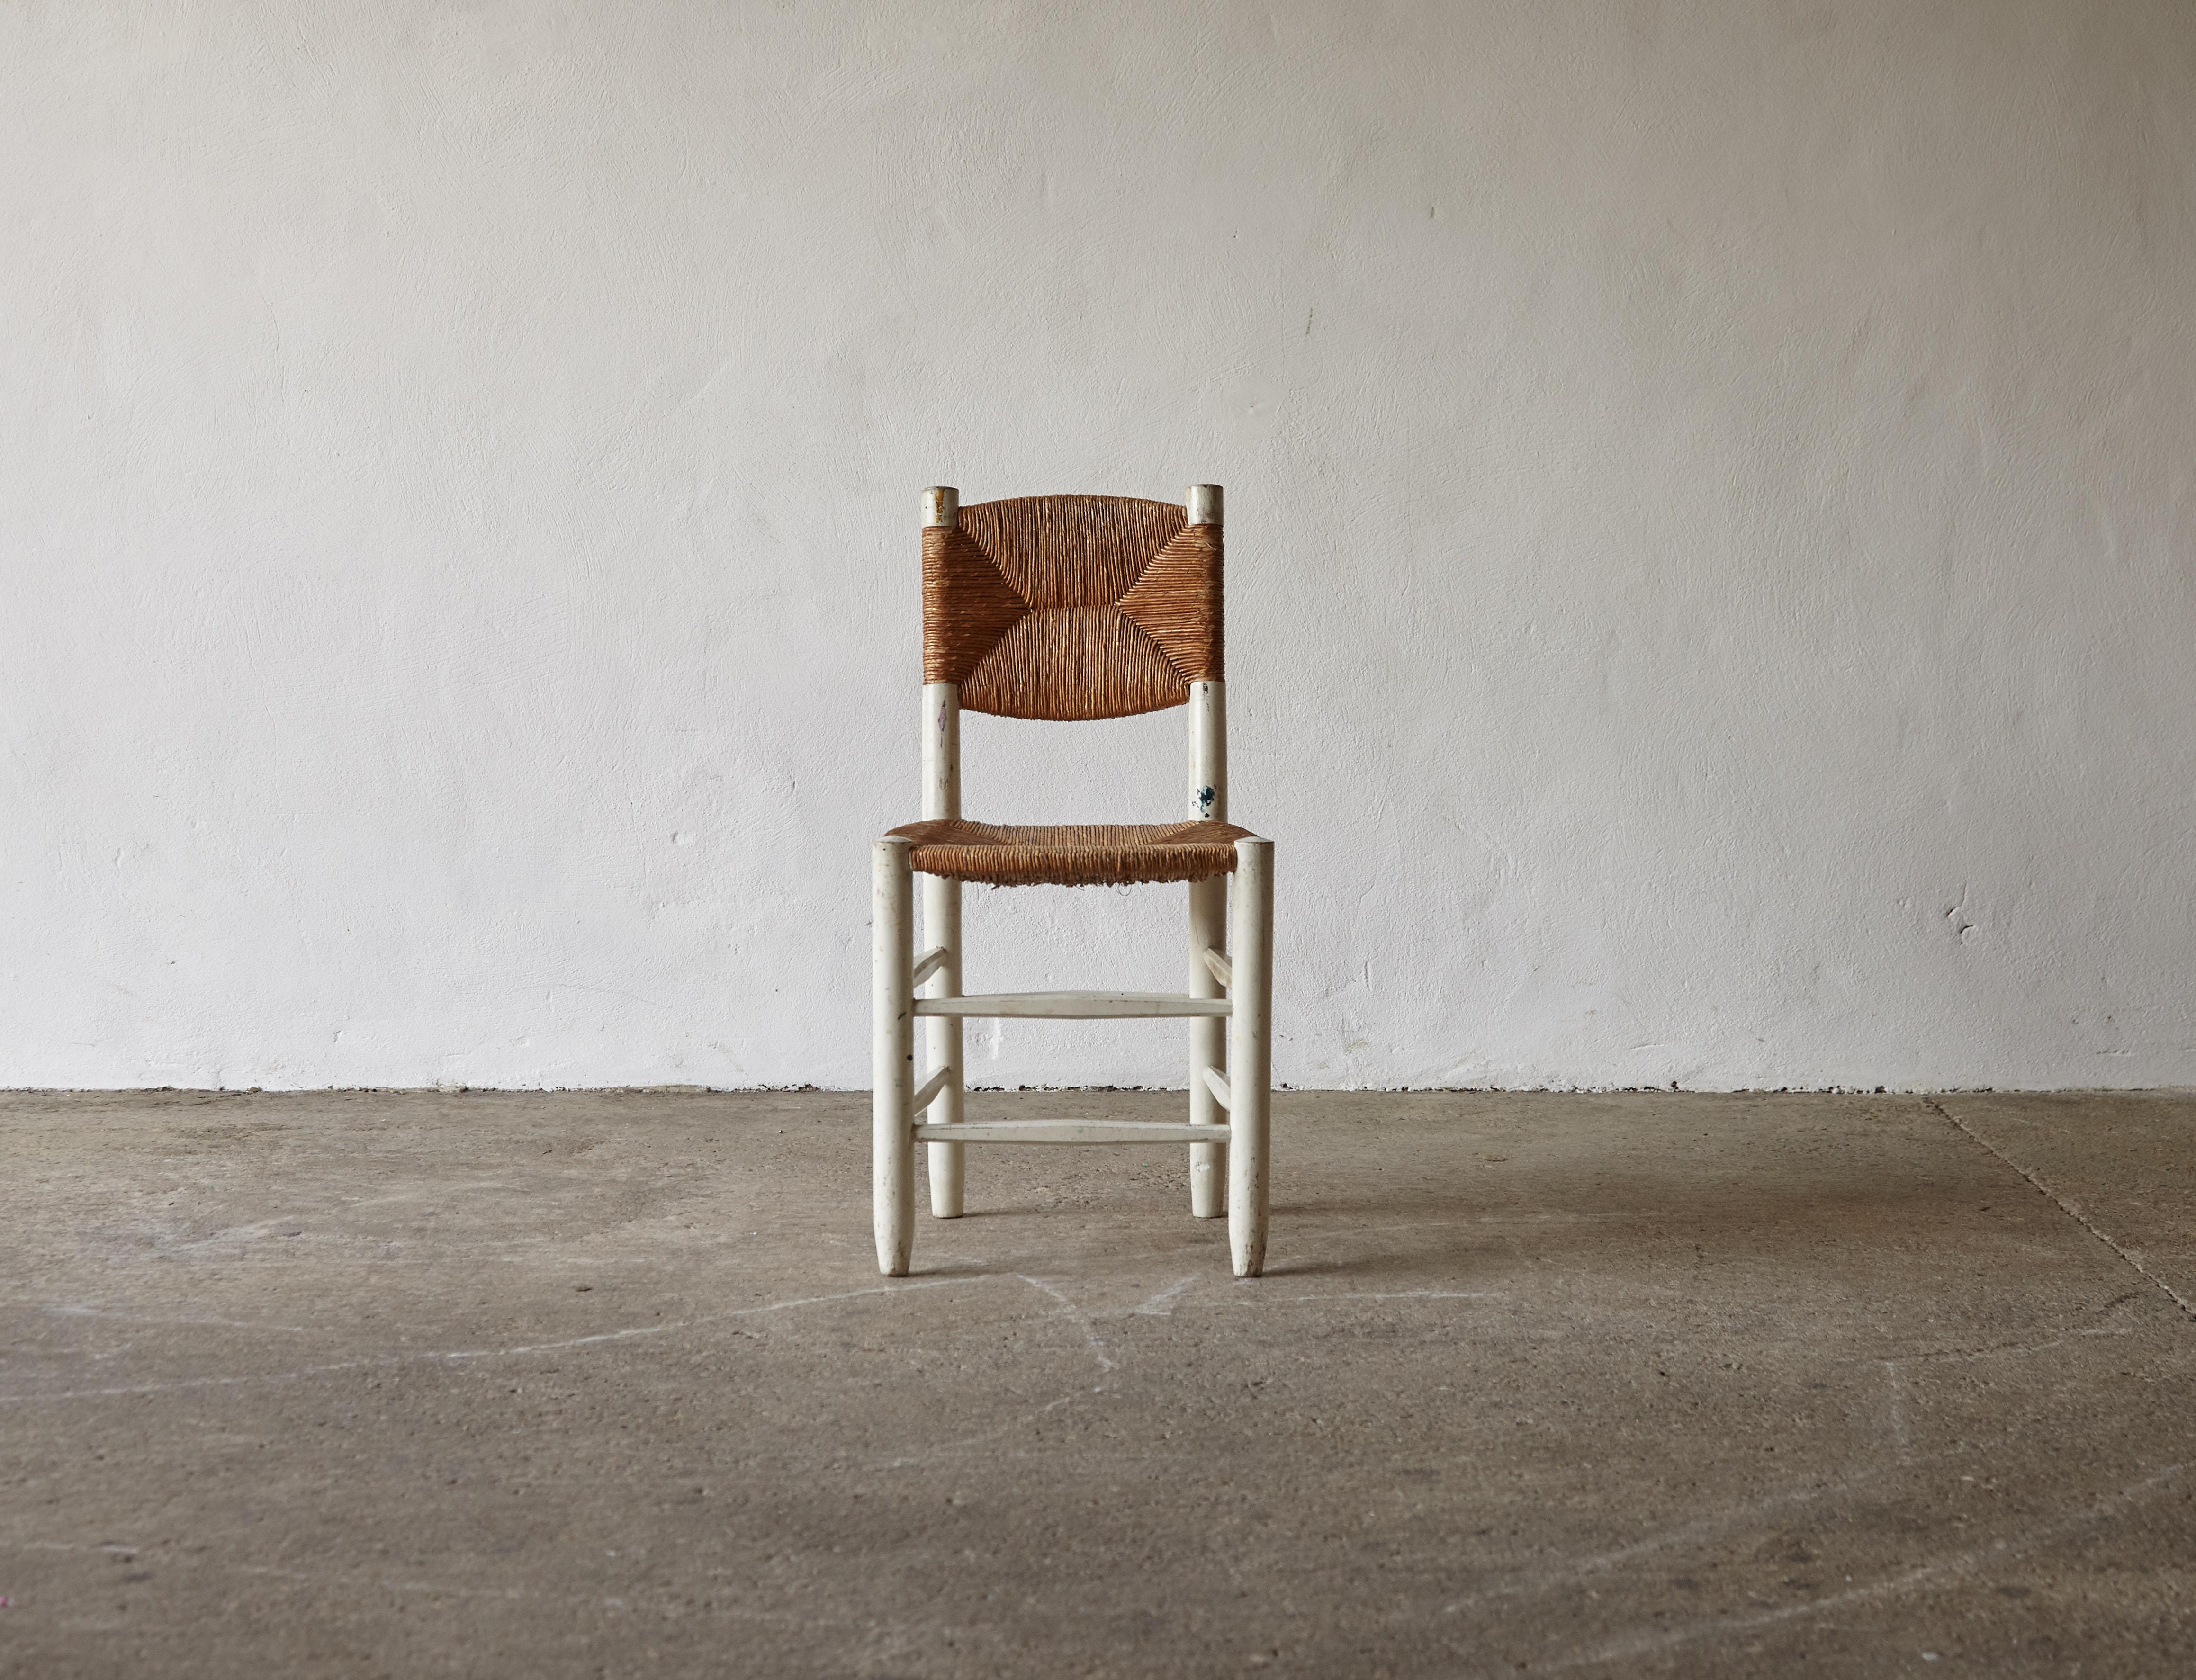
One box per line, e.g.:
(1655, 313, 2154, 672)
(5, 1, 2193, 1091)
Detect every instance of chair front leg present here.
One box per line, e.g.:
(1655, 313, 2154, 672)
(1226, 838, 1274, 1277)
(872, 838, 916, 1276)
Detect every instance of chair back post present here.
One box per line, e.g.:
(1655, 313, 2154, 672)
(921, 486, 963, 824)
(919, 486, 967, 1216)
(1184, 483, 1229, 1217)
(1185, 483, 1226, 822)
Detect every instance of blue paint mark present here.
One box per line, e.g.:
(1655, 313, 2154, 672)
(1197, 785, 1216, 816)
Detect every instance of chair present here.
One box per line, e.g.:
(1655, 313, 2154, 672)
(871, 484, 1275, 1278)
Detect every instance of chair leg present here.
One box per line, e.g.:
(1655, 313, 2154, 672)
(924, 874, 965, 1217)
(1226, 839, 1274, 1277)
(872, 839, 915, 1276)
(1187, 875, 1227, 1218)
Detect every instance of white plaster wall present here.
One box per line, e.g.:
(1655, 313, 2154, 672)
(5, 1, 2193, 1092)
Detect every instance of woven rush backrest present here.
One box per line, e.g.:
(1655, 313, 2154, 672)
(922, 494, 1223, 720)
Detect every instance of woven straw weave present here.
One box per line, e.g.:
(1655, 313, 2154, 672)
(887, 819, 1253, 887)
(924, 495, 1223, 720)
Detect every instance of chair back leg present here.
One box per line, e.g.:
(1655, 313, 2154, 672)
(1187, 875, 1228, 1217)
(873, 838, 916, 1275)
(924, 874, 966, 1216)
(1226, 839, 1274, 1276)
(1185, 675, 1228, 1218)
(919, 679, 966, 1217)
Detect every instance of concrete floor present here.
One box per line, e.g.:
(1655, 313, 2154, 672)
(2, 1091, 2192, 1678)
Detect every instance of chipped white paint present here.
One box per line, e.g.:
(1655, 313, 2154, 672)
(5, 4, 2194, 1092)
(920, 485, 959, 530)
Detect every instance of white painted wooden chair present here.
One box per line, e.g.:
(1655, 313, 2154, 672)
(872, 484, 1274, 1278)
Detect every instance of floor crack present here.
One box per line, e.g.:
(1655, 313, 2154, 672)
(1926, 1097, 2196, 1323)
